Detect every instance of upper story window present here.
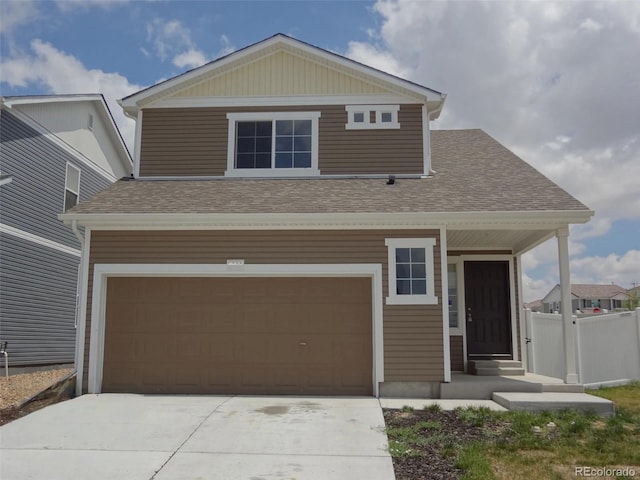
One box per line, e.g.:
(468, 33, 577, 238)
(346, 105, 400, 130)
(226, 112, 320, 177)
(385, 238, 438, 305)
(64, 163, 81, 212)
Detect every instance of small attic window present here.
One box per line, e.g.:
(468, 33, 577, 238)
(346, 105, 400, 130)
(87, 114, 94, 131)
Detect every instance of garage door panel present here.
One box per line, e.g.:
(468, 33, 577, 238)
(202, 334, 234, 360)
(103, 276, 372, 395)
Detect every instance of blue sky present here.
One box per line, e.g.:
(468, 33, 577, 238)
(1, 0, 639, 300)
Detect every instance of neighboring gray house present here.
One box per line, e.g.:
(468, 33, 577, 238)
(0, 94, 131, 366)
(542, 283, 629, 314)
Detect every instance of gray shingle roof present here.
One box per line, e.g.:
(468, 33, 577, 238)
(571, 284, 628, 299)
(68, 129, 589, 215)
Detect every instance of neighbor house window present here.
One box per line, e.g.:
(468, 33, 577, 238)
(346, 105, 400, 130)
(385, 238, 438, 305)
(226, 112, 320, 177)
(64, 163, 80, 212)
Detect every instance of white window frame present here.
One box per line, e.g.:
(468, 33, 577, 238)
(346, 105, 400, 130)
(64, 162, 81, 212)
(385, 238, 438, 305)
(225, 111, 321, 177)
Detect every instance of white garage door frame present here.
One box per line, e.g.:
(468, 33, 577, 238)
(87, 263, 385, 396)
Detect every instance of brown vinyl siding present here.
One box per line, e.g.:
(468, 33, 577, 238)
(450, 336, 464, 371)
(139, 105, 423, 177)
(84, 229, 442, 391)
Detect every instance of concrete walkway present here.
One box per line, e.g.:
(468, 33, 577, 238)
(0, 395, 395, 480)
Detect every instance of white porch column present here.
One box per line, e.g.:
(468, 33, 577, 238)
(557, 227, 579, 384)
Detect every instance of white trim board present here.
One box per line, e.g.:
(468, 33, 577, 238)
(74, 228, 91, 396)
(61, 210, 594, 230)
(86, 263, 385, 397)
(0, 223, 81, 257)
(152, 94, 414, 109)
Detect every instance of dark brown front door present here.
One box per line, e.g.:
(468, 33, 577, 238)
(464, 261, 512, 357)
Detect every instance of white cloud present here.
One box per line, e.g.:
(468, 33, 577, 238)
(355, 0, 640, 298)
(218, 34, 235, 57)
(571, 250, 640, 287)
(580, 18, 604, 32)
(0, 39, 141, 149)
(0, 1, 39, 36)
(146, 18, 207, 69)
(345, 41, 410, 79)
(173, 49, 207, 69)
(521, 272, 557, 302)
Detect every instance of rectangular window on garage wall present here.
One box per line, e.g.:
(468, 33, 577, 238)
(385, 238, 438, 305)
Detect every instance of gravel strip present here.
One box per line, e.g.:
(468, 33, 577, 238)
(0, 368, 73, 409)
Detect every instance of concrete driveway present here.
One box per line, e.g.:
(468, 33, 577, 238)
(0, 394, 395, 480)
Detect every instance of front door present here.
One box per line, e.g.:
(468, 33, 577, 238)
(464, 261, 512, 358)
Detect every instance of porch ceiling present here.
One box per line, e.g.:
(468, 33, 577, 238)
(447, 229, 552, 254)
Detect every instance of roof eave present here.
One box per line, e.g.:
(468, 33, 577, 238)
(59, 209, 594, 230)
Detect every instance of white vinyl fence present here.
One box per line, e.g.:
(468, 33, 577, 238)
(525, 308, 640, 387)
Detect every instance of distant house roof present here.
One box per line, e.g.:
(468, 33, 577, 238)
(525, 299, 543, 310)
(61, 129, 590, 217)
(570, 284, 628, 299)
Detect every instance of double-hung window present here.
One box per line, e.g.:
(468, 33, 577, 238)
(385, 238, 438, 305)
(64, 163, 81, 212)
(226, 112, 320, 177)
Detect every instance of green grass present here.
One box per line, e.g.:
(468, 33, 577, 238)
(462, 383, 640, 480)
(388, 382, 640, 480)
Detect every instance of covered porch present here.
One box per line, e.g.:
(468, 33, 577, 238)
(442, 216, 586, 386)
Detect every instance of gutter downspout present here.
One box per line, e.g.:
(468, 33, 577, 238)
(71, 220, 85, 394)
(71, 219, 84, 245)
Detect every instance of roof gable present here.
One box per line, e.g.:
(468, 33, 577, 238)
(2, 94, 132, 178)
(169, 50, 392, 99)
(120, 34, 444, 115)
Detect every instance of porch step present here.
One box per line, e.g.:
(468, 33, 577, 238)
(440, 374, 541, 400)
(492, 392, 615, 417)
(469, 360, 525, 376)
(541, 383, 585, 393)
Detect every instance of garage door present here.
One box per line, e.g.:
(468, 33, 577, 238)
(102, 276, 372, 395)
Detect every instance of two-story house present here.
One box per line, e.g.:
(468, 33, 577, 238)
(61, 35, 592, 398)
(1, 94, 132, 366)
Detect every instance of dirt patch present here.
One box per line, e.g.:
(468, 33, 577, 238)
(384, 409, 500, 480)
(0, 368, 73, 426)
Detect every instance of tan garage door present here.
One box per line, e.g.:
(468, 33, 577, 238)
(102, 276, 372, 395)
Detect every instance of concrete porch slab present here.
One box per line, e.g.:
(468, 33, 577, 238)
(379, 398, 507, 411)
(492, 392, 615, 417)
(441, 372, 584, 399)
